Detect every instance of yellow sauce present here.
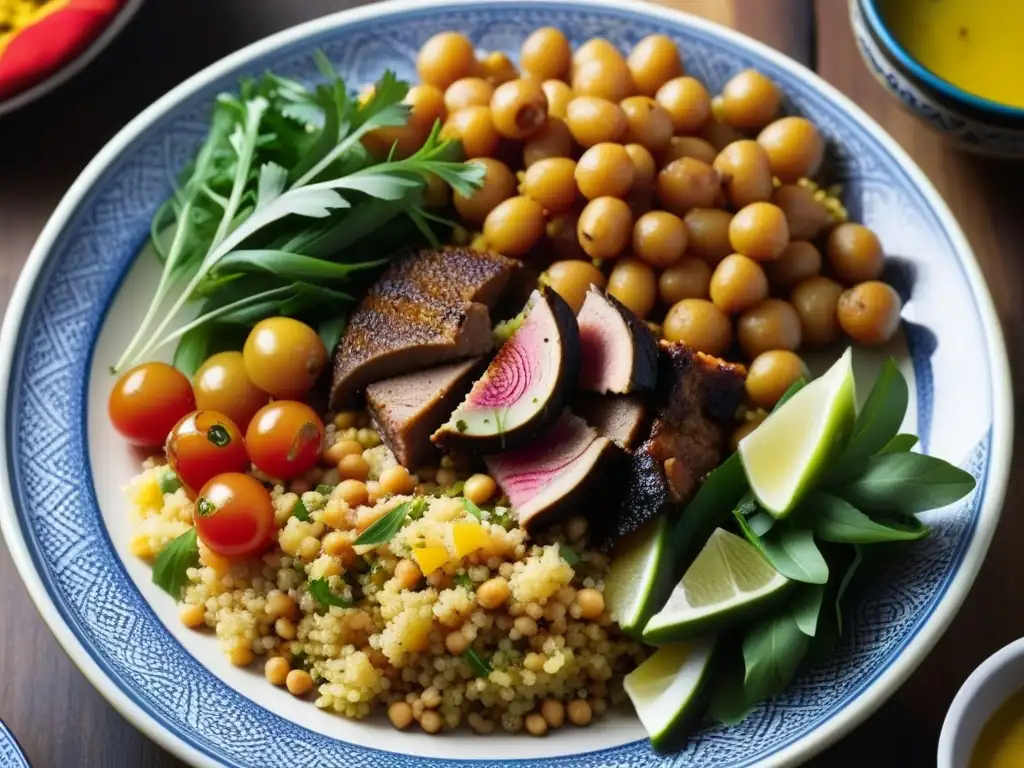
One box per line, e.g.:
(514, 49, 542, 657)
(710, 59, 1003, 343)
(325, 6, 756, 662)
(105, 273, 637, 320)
(878, 0, 1024, 108)
(971, 689, 1024, 768)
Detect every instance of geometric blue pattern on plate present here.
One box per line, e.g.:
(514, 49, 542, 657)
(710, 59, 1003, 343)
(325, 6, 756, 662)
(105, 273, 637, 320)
(0, 720, 30, 768)
(1, 2, 1002, 766)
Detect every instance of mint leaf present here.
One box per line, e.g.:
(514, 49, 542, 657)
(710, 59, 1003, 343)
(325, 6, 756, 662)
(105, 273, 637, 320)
(835, 452, 976, 515)
(152, 528, 199, 600)
(798, 490, 929, 544)
(309, 578, 353, 609)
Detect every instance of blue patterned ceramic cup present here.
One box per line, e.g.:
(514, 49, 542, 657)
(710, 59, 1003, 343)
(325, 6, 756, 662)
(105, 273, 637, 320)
(851, 0, 1024, 156)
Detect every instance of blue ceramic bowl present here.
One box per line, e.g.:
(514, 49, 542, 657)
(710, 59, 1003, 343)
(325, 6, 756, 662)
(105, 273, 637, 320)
(851, 0, 1024, 156)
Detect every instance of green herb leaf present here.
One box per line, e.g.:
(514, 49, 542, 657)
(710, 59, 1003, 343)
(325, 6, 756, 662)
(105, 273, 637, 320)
(308, 578, 354, 609)
(559, 545, 581, 566)
(835, 452, 976, 515)
(291, 499, 310, 521)
(256, 162, 288, 210)
(798, 490, 930, 544)
(462, 498, 483, 519)
(738, 521, 829, 585)
(316, 484, 334, 495)
(196, 497, 217, 518)
(465, 648, 491, 677)
(708, 649, 753, 726)
(880, 433, 919, 454)
(408, 498, 428, 520)
(207, 423, 231, 447)
(318, 315, 347, 354)
(214, 250, 388, 283)
(152, 528, 199, 600)
(159, 471, 182, 495)
(742, 609, 811, 703)
(746, 510, 775, 537)
(834, 358, 908, 482)
(355, 501, 411, 546)
(455, 573, 474, 589)
(836, 544, 864, 634)
(791, 584, 825, 637)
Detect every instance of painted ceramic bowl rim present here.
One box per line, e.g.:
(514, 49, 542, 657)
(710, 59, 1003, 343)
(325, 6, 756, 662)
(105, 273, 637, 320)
(0, 0, 147, 119)
(858, 0, 1024, 121)
(0, 1, 1012, 766)
(938, 637, 1024, 767)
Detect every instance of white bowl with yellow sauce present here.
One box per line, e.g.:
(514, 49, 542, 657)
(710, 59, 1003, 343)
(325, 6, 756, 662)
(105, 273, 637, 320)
(939, 638, 1024, 767)
(851, 0, 1024, 156)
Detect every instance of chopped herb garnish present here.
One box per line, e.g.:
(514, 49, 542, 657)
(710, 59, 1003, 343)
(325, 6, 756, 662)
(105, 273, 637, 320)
(291, 498, 310, 521)
(462, 498, 483, 520)
(354, 500, 411, 546)
(407, 497, 428, 520)
(206, 423, 231, 447)
(315, 483, 334, 495)
(465, 648, 491, 677)
(456, 419, 468, 433)
(159, 471, 182, 494)
(442, 480, 466, 497)
(308, 578, 354, 609)
(152, 528, 199, 600)
(559, 544, 581, 566)
(455, 573, 474, 589)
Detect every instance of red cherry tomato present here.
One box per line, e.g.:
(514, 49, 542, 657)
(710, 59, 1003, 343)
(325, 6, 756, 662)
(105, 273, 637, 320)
(193, 472, 275, 558)
(109, 362, 196, 447)
(245, 401, 324, 480)
(166, 410, 249, 496)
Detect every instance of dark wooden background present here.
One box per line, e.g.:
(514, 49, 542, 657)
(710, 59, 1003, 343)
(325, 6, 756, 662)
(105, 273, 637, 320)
(0, 1, 1019, 765)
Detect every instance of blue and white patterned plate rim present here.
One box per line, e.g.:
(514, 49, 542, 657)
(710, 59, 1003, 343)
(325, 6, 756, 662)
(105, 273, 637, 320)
(0, 1, 1012, 767)
(0, 718, 30, 768)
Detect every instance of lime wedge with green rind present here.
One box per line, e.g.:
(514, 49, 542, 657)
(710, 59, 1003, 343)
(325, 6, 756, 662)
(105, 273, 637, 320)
(643, 528, 792, 644)
(603, 516, 671, 637)
(739, 347, 856, 518)
(624, 637, 719, 753)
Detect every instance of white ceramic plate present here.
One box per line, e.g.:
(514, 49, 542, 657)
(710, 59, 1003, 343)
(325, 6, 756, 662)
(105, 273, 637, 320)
(0, 1, 1012, 766)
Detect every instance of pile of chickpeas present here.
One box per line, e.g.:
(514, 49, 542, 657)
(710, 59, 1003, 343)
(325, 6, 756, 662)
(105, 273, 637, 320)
(369, 28, 904, 426)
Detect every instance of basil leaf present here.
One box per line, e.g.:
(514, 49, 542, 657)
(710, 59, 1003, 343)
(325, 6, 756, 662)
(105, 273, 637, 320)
(708, 649, 753, 726)
(291, 499, 310, 522)
(462, 498, 483, 520)
(880, 433, 919, 454)
(799, 490, 930, 544)
(738, 520, 829, 585)
(152, 528, 199, 600)
(308, 578, 353, 609)
(159, 471, 182, 495)
(836, 544, 864, 634)
(354, 501, 410, 546)
(792, 584, 825, 637)
(465, 648, 491, 677)
(834, 358, 908, 483)
(743, 610, 811, 703)
(835, 452, 976, 515)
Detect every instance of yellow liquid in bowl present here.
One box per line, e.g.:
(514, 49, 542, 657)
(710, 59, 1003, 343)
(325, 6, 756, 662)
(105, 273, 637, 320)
(878, 0, 1024, 108)
(971, 689, 1024, 768)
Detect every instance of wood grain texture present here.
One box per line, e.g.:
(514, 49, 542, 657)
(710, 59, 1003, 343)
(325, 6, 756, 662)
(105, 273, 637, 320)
(0, 1, 1016, 766)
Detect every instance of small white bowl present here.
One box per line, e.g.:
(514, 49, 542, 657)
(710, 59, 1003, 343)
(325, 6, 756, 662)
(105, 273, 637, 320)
(938, 638, 1024, 766)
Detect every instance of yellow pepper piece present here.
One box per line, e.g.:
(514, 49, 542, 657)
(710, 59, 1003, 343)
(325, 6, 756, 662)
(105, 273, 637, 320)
(136, 479, 163, 510)
(412, 546, 449, 576)
(452, 522, 488, 558)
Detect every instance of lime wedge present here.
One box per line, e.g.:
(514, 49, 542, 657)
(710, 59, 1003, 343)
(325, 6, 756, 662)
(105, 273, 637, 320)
(624, 637, 718, 753)
(604, 516, 670, 637)
(643, 528, 791, 644)
(739, 347, 856, 518)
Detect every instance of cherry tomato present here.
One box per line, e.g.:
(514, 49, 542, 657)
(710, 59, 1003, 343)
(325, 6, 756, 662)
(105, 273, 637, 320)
(245, 401, 324, 480)
(242, 317, 327, 400)
(193, 351, 269, 431)
(193, 472, 275, 558)
(109, 362, 196, 447)
(166, 410, 249, 496)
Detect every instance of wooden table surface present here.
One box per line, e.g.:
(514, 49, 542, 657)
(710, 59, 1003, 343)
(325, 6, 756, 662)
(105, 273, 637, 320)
(0, 1, 1019, 766)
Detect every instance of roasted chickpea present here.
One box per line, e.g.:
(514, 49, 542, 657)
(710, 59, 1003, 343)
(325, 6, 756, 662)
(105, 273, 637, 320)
(417, 32, 476, 89)
(699, 117, 747, 151)
(620, 96, 674, 152)
(545, 211, 588, 262)
(659, 259, 712, 305)
(838, 280, 902, 345)
(521, 157, 578, 214)
(662, 298, 732, 355)
(523, 117, 574, 167)
(771, 184, 832, 241)
(491, 78, 548, 139)
(766, 241, 822, 293)
(483, 196, 546, 257)
(577, 197, 633, 260)
(544, 260, 607, 313)
(406, 84, 447, 129)
(607, 258, 658, 319)
(656, 157, 722, 215)
(633, 210, 687, 268)
(541, 80, 574, 119)
(684, 208, 734, 266)
(758, 117, 825, 183)
(713, 140, 774, 209)
(453, 158, 517, 224)
(624, 144, 657, 190)
(573, 38, 624, 69)
(719, 69, 781, 130)
(729, 202, 790, 262)
(737, 298, 802, 358)
(746, 350, 809, 409)
(440, 106, 501, 158)
(627, 34, 683, 97)
(479, 51, 519, 85)
(444, 77, 494, 112)
(791, 275, 843, 346)
(655, 76, 711, 134)
(521, 27, 572, 81)
(660, 136, 717, 167)
(827, 223, 885, 285)
(575, 143, 635, 200)
(565, 97, 627, 147)
(572, 57, 635, 103)
(710, 253, 769, 314)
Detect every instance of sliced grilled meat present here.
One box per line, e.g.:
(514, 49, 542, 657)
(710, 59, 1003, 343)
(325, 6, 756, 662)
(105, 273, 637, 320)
(574, 393, 649, 451)
(366, 358, 483, 469)
(609, 343, 746, 542)
(577, 287, 658, 394)
(330, 248, 518, 407)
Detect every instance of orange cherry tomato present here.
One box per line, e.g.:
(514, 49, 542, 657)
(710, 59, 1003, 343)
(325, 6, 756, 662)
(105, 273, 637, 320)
(242, 317, 327, 400)
(165, 410, 249, 497)
(193, 473, 275, 558)
(109, 362, 196, 447)
(245, 401, 324, 480)
(193, 351, 269, 431)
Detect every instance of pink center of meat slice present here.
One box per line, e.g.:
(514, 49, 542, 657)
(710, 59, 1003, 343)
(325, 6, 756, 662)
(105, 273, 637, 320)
(578, 323, 612, 390)
(493, 419, 594, 506)
(469, 310, 543, 408)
